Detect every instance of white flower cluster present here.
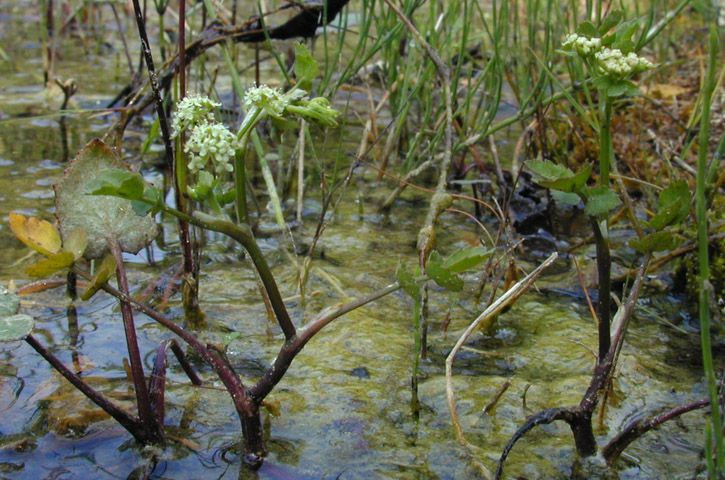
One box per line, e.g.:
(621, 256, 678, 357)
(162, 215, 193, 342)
(171, 95, 221, 136)
(185, 122, 237, 175)
(170, 95, 238, 177)
(243, 85, 289, 117)
(595, 47, 654, 77)
(243, 85, 339, 127)
(562, 33, 602, 55)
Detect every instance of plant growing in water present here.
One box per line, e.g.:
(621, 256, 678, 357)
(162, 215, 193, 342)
(497, 10, 723, 478)
(2, 72, 394, 469)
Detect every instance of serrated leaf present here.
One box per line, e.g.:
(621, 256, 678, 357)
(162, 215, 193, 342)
(62, 228, 87, 260)
(629, 231, 682, 253)
(55, 139, 158, 259)
(647, 180, 690, 230)
(294, 42, 319, 92)
(585, 186, 621, 216)
(81, 253, 116, 301)
(25, 251, 75, 278)
(396, 264, 422, 301)
(442, 246, 493, 273)
(0, 314, 34, 342)
(427, 251, 464, 292)
(9, 213, 62, 256)
(0, 287, 20, 317)
(576, 21, 598, 38)
(528, 159, 572, 181)
(528, 160, 591, 193)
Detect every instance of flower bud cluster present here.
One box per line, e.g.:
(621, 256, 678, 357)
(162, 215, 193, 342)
(172, 95, 237, 176)
(594, 47, 654, 77)
(244, 85, 339, 127)
(185, 122, 237, 175)
(171, 95, 221, 136)
(562, 33, 602, 55)
(562, 32, 655, 79)
(243, 85, 289, 118)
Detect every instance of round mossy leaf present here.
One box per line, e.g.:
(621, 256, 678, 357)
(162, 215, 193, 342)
(0, 314, 34, 342)
(54, 139, 158, 259)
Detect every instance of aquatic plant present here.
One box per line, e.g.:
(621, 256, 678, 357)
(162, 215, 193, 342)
(496, 7, 723, 478)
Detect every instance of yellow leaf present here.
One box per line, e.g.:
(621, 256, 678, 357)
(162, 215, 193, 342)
(9, 213, 62, 256)
(80, 254, 116, 301)
(25, 252, 75, 278)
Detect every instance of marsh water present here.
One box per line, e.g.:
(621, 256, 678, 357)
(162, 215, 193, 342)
(0, 2, 714, 479)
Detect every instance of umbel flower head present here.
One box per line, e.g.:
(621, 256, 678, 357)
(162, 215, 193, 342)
(243, 85, 290, 118)
(561, 32, 655, 79)
(562, 33, 602, 55)
(185, 122, 237, 175)
(172, 95, 221, 136)
(243, 85, 339, 127)
(595, 47, 654, 77)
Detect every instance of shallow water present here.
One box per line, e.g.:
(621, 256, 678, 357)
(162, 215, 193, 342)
(0, 3, 714, 479)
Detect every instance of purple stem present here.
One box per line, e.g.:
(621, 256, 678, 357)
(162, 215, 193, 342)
(24, 334, 144, 441)
(109, 239, 160, 442)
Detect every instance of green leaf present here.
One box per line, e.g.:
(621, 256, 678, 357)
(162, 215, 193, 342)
(629, 231, 682, 253)
(427, 251, 464, 292)
(576, 21, 598, 38)
(598, 10, 623, 35)
(612, 19, 639, 53)
(56, 139, 158, 259)
(528, 160, 591, 193)
(442, 246, 493, 273)
(585, 186, 621, 216)
(606, 79, 639, 98)
(593, 75, 613, 92)
(0, 287, 20, 317)
(601, 31, 616, 47)
(0, 314, 34, 342)
(188, 170, 215, 201)
(141, 118, 160, 156)
(551, 190, 581, 206)
(528, 159, 573, 183)
(86, 169, 146, 201)
(25, 251, 75, 278)
(396, 263, 422, 301)
(647, 180, 690, 230)
(294, 42, 319, 92)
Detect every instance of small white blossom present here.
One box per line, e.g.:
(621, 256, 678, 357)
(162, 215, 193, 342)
(243, 85, 288, 117)
(185, 122, 237, 175)
(595, 47, 654, 77)
(563, 33, 602, 55)
(172, 95, 221, 136)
